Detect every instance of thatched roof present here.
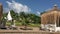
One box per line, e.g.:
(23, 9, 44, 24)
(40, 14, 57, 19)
(41, 4, 60, 16)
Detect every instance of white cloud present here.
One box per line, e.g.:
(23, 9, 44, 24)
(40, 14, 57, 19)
(37, 11, 40, 15)
(5, 0, 31, 13)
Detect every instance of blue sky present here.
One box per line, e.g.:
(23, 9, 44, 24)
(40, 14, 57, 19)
(0, 0, 60, 15)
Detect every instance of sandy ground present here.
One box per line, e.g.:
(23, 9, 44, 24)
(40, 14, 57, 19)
(0, 26, 41, 32)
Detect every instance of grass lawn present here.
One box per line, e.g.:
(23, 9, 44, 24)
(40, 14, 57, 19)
(28, 23, 40, 27)
(6, 22, 40, 27)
